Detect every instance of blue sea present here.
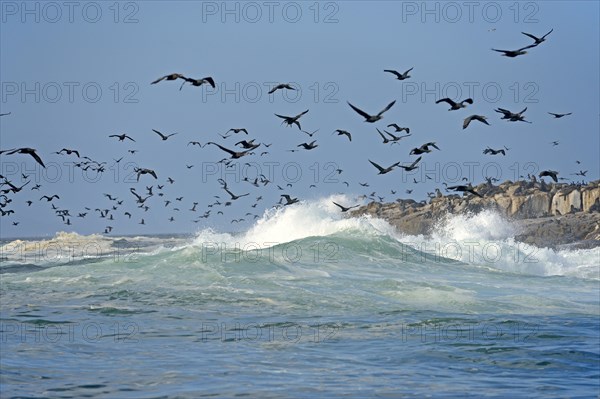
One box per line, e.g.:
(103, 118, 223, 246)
(1, 200, 599, 398)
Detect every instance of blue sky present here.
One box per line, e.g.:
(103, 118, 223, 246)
(1, 1, 598, 238)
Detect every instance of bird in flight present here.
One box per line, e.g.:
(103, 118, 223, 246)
(274, 109, 309, 129)
(495, 107, 531, 123)
(297, 140, 318, 150)
(207, 142, 254, 159)
(410, 142, 440, 155)
(55, 148, 80, 157)
(333, 129, 352, 141)
(483, 147, 506, 156)
(463, 115, 490, 129)
(151, 73, 186, 85)
(179, 76, 216, 90)
(40, 195, 60, 202)
(134, 167, 158, 181)
(387, 124, 410, 134)
(492, 44, 536, 57)
(436, 97, 473, 110)
(152, 129, 178, 141)
(521, 29, 553, 45)
(369, 159, 401, 175)
(348, 100, 396, 123)
(1, 148, 46, 168)
(447, 184, 483, 198)
(332, 201, 359, 212)
(384, 67, 413, 80)
(548, 112, 572, 118)
(539, 170, 559, 183)
(268, 83, 296, 94)
(281, 194, 299, 205)
(109, 134, 136, 142)
(396, 156, 422, 171)
(227, 128, 249, 135)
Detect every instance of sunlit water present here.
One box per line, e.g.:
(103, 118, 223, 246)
(1, 198, 599, 398)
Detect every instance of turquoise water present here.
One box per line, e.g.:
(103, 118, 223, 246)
(1, 201, 599, 398)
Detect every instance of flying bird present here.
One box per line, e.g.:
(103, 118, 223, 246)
(134, 167, 158, 181)
(227, 128, 249, 135)
(384, 68, 413, 80)
(495, 107, 531, 123)
(539, 170, 559, 182)
(447, 184, 483, 198)
(548, 112, 572, 118)
(268, 83, 296, 94)
(109, 134, 136, 142)
(397, 156, 422, 171)
(152, 129, 178, 141)
(521, 29, 553, 45)
(410, 142, 440, 155)
(436, 97, 473, 110)
(387, 124, 410, 133)
(274, 109, 309, 129)
(56, 148, 80, 157)
(348, 100, 396, 123)
(333, 129, 352, 141)
(281, 194, 299, 205)
(463, 115, 490, 129)
(332, 201, 359, 212)
(483, 147, 506, 156)
(368, 159, 401, 175)
(179, 76, 216, 90)
(151, 73, 186, 85)
(206, 142, 254, 159)
(491, 44, 536, 57)
(1, 148, 46, 168)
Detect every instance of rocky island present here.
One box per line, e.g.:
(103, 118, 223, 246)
(351, 180, 600, 249)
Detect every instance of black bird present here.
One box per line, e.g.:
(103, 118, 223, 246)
(436, 97, 473, 110)
(153, 129, 177, 140)
(151, 73, 186, 85)
(333, 129, 352, 141)
(375, 128, 391, 144)
(410, 142, 440, 155)
(539, 170, 559, 183)
(492, 44, 536, 57)
(463, 115, 490, 129)
(483, 147, 506, 156)
(56, 148, 80, 157)
(297, 141, 318, 150)
(348, 100, 395, 123)
(387, 124, 410, 134)
(188, 141, 203, 147)
(368, 159, 401, 175)
(224, 188, 249, 201)
(134, 167, 158, 181)
(109, 134, 136, 142)
(384, 68, 413, 80)
(40, 195, 60, 202)
(0, 112, 11, 117)
(572, 170, 587, 177)
(397, 156, 422, 171)
(180, 76, 216, 90)
(235, 140, 260, 150)
(447, 184, 483, 198)
(495, 107, 531, 123)
(521, 29, 553, 45)
(207, 142, 253, 159)
(301, 129, 319, 137)
(281, 194, 299, 205)
(548, 112, 572, 118)
(268, 83, 296, 94)
(227, 128, 249, 135)
(332, 201, 359, 212)
(274, 109, 309, 129)
(1, 148, 46, 168)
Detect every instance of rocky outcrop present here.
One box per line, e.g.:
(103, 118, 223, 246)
(351, 180, 600, 249)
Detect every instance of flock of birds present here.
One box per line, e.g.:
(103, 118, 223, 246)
(0, 28, 593, 234)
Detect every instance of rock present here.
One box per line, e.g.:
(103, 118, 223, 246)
(350, 180, 600, 248)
